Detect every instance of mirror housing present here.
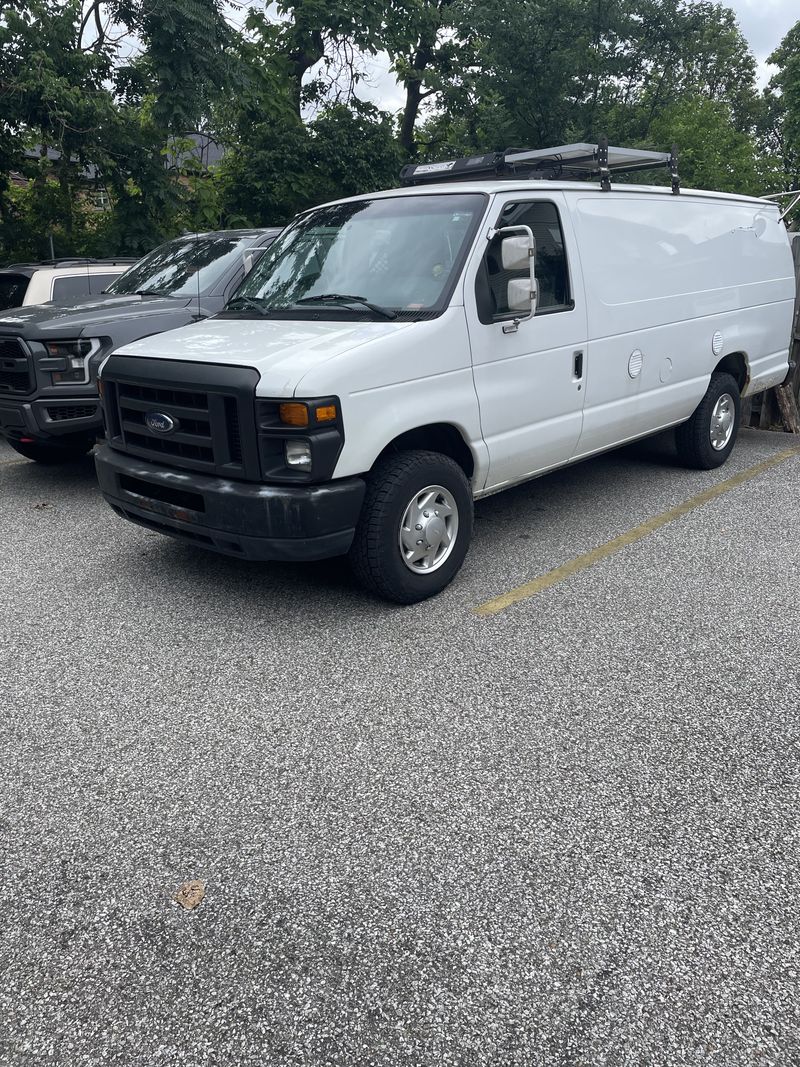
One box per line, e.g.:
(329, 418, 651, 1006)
(501, 235, 533, 272)
(507, 276, 538, 314)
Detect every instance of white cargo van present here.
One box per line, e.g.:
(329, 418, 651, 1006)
(95, 143, 796, 602)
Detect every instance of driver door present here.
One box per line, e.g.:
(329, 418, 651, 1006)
(465, 193, 588, 490)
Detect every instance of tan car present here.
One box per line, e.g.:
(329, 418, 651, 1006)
(0, 258, 137, 311)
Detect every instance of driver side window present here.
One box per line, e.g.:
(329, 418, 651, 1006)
(476, 200, 572, 324)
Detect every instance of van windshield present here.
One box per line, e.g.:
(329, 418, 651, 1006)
(228, 194, 486, 320)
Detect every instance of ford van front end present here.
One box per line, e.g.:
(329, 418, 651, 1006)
(95, 355, 366, 560)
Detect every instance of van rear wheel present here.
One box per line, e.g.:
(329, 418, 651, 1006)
(675, 371, 741, 470)
(349, 450, 473, 604)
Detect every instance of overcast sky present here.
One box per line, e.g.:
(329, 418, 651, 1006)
(727, 0, 797, 82)
(352, 0, 798, 114)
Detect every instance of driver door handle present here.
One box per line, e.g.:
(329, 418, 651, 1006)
(573, 350, 584, 379)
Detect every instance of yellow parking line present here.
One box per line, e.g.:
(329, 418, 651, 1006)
(475, 446, 800, 617)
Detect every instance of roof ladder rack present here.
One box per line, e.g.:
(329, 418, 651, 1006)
(597, 135, 611, 191)
(400, 137, 680, 193)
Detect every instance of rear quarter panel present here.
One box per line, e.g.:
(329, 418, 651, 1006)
(22, 273, 53, 306)
(570, 192, 795, 456)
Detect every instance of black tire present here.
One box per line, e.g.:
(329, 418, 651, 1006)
(8, 436, 94, 464)
(349, 449, 473, 604)
(675, 371, 741, 470)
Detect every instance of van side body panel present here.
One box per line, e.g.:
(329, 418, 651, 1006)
(569, 192, 794, 457)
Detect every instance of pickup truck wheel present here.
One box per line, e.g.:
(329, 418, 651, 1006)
(675, 371, 740, 470)
(8, 436, 94, 464)
(349, 450, 473, 604)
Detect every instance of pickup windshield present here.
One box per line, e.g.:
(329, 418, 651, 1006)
(228, 193, 485, 320)
(107, 235, 256, 298)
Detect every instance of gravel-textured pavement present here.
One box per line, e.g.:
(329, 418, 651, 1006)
(1, 428, 799, 1066)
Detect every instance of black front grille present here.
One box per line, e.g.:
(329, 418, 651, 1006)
(103, 355, 260, 480)
(225, 397, 242, 464)
(0, 337, 33, 395)
(119, 474, 205, 512)
(47, 405, 97, 421)
(117, 382, 217, 467)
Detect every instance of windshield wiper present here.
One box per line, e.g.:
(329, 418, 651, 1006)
(225, 295, 277, 315)
(294, 293, 397, 320)
(135, 287, 170, 297)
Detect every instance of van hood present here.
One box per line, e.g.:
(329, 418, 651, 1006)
(0, 294, 196, 336)
(116, 316, 415, 396)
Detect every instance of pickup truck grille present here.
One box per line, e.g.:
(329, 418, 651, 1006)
(0, 337, 34, 395)
(102, 355, 260, 480)
(46, 404, 98, 421)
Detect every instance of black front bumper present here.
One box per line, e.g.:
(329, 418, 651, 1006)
(95, 443, 366, 562)
(0, 395, 101, 440)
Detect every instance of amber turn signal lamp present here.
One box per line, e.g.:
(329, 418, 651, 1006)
(279, 402, 309, 427)
(315, 404, 337, 423)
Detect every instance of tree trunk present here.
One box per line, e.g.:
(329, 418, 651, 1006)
(399, 37, 435, 158)
(286, 29, 325, 118)
(399, 79, 424, 157)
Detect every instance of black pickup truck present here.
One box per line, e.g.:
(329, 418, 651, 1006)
(0, 228, 279, 463)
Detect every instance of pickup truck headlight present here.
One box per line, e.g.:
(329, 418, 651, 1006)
(41, 339, 101, 385)
(256, 396, 343, 483)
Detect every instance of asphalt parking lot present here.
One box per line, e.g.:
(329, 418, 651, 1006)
(2, 427, 799, 1066)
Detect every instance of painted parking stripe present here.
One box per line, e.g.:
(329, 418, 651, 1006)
(475, 446, 800, 617)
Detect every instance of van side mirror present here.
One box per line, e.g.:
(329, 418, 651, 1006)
(501, 235, 533, 272)
(492, 225, 537, 329)
(507, 276, 538, 314)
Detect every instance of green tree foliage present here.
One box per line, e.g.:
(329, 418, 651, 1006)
(767, 20, 800, 194)
(382, 0, 467, 155)
(218, 102, 400, 224)
(648, 97, 783, 195)
(0, 0, 116, 252)
(427, 0, 760, 152)
(0, 0, 796, 266)
(0, 0, 238, 260)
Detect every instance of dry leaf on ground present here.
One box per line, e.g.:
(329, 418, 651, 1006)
(174, 879, 205, 910)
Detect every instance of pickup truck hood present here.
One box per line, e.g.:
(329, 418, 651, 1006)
(116, 317, 415, 396)
(0, 294, 196, 336)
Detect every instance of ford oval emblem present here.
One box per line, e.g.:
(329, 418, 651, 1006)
(145, 411, 177, 434)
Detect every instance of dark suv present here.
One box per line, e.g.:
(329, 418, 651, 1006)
(0, 228, 280, 462)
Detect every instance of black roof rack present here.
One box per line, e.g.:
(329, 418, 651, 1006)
(2, 257, 138, 270)
(400, 137, 680, 194)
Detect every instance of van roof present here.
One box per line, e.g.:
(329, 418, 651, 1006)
(315, 181, 778, 213)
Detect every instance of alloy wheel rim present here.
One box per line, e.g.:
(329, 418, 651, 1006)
(710, 392, 735, 451)
(398, 484, 459, 573)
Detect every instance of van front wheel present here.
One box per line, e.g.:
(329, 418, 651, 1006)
(675, 371, 741, 470)
(349, 450, 473, 604)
